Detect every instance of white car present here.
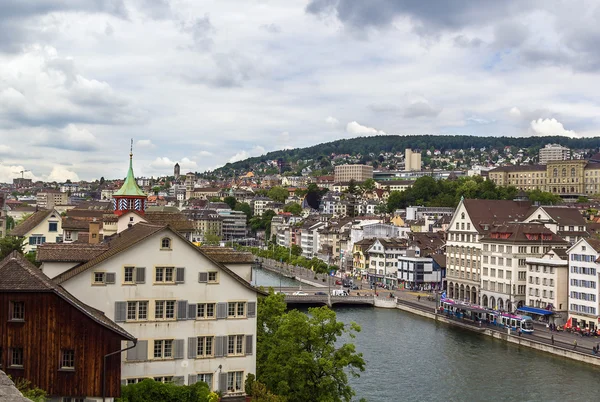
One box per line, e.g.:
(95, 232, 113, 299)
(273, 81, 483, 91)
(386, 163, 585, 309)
(292, 291, 309, 296)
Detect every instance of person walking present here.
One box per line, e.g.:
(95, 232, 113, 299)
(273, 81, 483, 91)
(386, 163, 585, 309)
(417, 295, 421, 302)
(551, 335, 554, 345)
(517, 327, 522, 337)
(573, 340, 577, 350)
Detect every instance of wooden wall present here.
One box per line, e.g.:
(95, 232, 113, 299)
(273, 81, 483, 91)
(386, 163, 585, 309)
(0, 292, 124, 398)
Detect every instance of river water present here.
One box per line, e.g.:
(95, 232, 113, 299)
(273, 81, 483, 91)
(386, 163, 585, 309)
(254, 270, 600, 402)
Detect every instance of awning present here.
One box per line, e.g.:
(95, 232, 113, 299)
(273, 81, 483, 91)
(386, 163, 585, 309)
(516, 306, 553, 316)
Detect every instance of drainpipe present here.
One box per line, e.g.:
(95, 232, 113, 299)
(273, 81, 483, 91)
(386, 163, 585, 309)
(103, 339, 138, 402)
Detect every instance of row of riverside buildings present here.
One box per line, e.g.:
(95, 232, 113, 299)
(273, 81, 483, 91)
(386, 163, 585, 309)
(1, 152, 261, 401)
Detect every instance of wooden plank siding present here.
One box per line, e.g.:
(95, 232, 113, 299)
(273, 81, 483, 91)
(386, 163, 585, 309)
(0, 292, 123, 398)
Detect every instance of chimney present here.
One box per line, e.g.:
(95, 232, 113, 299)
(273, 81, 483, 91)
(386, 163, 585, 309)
(89, 218, 100, 244)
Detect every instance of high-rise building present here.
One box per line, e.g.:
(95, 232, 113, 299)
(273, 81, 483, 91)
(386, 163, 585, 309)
(539, 144, 570, 164)
(174, 162, 180, 179)
(333, 164, 373, 182)
(404, 149, 422, 171)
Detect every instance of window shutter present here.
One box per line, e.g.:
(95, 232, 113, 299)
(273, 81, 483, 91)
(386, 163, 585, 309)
(177, 300, 188, 320)
(176, 267, 185, 283)
(247, 301, 256, 318)
(121, 379, 127, 386)
(222, 336, 228, 357)
(173, 339, 184, 359)
(135, 267, 146, 283)
(126, 341, 136, 361)
(172, 376, 184, 385)
(219, 372, 227, 393)
(245, 334, 253, 355)
(188, 374, 198, 385)
(198, 272, 208, 283)
(216, 302, 227, 319)
(188, 303, 197, 319)
(136, 340, 148, 361)
(114, 301, 126, 322)
(105, 272, 116, 284)
(215, 336, 224, 357)
(188, 337, 198, 359)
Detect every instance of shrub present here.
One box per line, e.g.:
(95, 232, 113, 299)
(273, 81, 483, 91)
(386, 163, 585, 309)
(118, 379, 210, 402)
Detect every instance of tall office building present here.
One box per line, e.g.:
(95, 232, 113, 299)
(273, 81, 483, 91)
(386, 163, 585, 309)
(539, 144, 570, 164)
(334, 164, 373, 182)
(405, 149, 422, 171)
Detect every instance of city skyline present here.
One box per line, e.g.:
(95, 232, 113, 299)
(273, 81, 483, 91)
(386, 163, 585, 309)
(1, 1, 600, 182)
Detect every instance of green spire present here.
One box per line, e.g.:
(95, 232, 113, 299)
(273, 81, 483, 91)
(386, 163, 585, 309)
(114, 144, 147, 197)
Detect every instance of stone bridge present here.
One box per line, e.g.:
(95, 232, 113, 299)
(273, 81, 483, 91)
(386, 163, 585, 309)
(284, 294, 375, 307)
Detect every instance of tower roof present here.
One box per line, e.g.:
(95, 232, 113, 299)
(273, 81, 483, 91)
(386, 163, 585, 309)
(113, 151, 147, 197)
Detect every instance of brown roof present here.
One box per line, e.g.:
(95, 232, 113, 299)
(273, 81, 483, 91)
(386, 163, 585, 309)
(200, 247, 255, 264)
(144, 211, 195, 232)
(584, 238, 600, 252)
(489, 165, 546, 173)
(37, 243, 109, 263)
(481, 223, 568, 244)
(9, 209, 55, 236)
(62, 217, 98, 230)
(462, 199, 532, 233)
(0, 251, 134, 340)
(431, 254, 446, 268)
(540, 207, 586, 226)
(66, 209, 106, 219)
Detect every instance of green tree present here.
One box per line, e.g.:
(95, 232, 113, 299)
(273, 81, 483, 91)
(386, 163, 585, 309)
(204, 232, 221, 245)
(0, 236, 25, 259)
(386, 190, 406, 212)
(290, 244, 302, 256)
(118, 378, 210, 402)
(360, 178, 376, 193)
(257, 291, 365, 402)
(283, 203, 302, 215)
(577, 196, 589, 203)
(527, 190, 562, 205)
(234, 202, 253, 222)
(224, 196, 237, 209)
(347, 179, 357, 194)
(267, 187, 289, 203)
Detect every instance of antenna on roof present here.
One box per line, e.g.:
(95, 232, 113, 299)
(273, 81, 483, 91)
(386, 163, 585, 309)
(130, 138, 133, 159)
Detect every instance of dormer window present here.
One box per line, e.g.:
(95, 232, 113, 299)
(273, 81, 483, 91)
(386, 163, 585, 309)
(161, 237, 172, 250)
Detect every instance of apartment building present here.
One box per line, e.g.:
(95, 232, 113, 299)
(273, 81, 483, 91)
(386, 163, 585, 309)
(539, 143, 570, 164)
(36, 190, 68, 209)
(218, 210, 248, 241)
(365, 238, 406, 287)
(525, 249, 569, 324)
(10, 209, 63, 253)
(334, 164, 373, 182)
(479, 223, 567, 312)
(524, 206, 588, 245)
(404, 148, 422, 171)
(566, 238, 600, 331)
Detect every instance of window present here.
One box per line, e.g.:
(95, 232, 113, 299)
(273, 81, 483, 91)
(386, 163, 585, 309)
(518, 259, 526, 267)
(93, 272, 106, 284)
(228, 335, 245, 355)
(154, 376, 174, 383)
(197, 373, 213, 391)
(518, 271, 526, 280)
(228, 302, 246, 318)
(161, 237, 172, 250)
(227, 371, 244, 393)
(60, 349, 75, 370)
(155, 300, 175, 320)
(11, 348, 23, 367)
(197, 303, 216, 319)
(518, 246, 527, 253)
(155, 267, 174, 283)
(208, 272, 218, 283)
(29, 235, 45, 245)
(491, 245, 497, 252)
(48, 222, 58, 232)
(153, 340, 173, 359)
(498, 245, 504, 253)
(506, 246, 512, 253)
(125, 378, 146, 385)
(197, 336, 214, 357)
(124, 267, 135, 283)
(127, 301, 148, 321)
(10, 301, 25, 321)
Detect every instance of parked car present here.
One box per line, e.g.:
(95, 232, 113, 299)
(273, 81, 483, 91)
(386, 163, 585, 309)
(351, 284, 360, 290)
(292, 291, 308, 296)
(315, 291, 327, 296)
(331, 289, 349, 296)
(335, 280, 342, 285)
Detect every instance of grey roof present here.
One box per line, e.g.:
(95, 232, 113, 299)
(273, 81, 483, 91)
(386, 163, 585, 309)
(9, 209, 54, 236)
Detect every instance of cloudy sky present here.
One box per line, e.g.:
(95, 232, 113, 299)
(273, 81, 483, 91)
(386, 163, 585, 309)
(1, 0, 600, 182)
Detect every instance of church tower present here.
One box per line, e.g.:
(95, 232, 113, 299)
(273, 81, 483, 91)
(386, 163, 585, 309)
(112, 140, 147, 216)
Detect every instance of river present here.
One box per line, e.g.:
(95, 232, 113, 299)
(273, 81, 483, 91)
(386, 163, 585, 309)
(254, 270, 600, 401)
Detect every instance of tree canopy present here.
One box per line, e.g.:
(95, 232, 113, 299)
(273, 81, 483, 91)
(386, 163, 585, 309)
(282, 203, 302, 215)
(267, 187, 289, 203)
(0, 236, 25, 259)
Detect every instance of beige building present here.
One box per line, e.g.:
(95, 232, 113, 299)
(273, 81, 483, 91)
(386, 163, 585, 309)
(525, 249, 569, 324)
(539, 143, 570, 164)
(36, 190, 68, 209)
(404, 149, 422, 171)
(10, 209, 63, 253)
(334, 164, 373, 183)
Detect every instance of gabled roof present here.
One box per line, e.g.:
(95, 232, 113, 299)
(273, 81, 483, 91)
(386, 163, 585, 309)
(62, 217, 97, 230)
(200, 247, 255, 264)
(113, 155, 146, 197)
(9, 209, 56, 236)
(461, 199, 532, 233)
(0, 251, 134, 341)
(539, 207, 586, 226)
(144, 211, 195, 232)
(37, 243, 109, 263)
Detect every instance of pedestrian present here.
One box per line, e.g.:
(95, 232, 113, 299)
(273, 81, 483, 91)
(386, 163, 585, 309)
(518, 327, 522, 337)
(551, 335, 554, 345)
(417, 295, 421, 302)
(573, 340, 577, 350)
(593, 346, 597, 355)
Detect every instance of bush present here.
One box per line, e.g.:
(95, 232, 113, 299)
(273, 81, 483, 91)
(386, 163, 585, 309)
(118, 379, 210, 402)
(10, 377, 47, 402)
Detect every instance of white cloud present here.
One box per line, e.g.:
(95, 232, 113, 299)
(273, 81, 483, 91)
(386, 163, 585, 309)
(35, 124, 99, 151)
(136, 139, 155, 148)
(46, 166, 80, 182)
(229, 146, 266, 163)
(325, 116, 340, 127)
(346, 121, 386, 136)
(150, 156, 198, 170)
(530, 118, 578, 138)
(0, 145, 12, 155)
(509, 107, 521, 117)
(0, 164, 39, 183)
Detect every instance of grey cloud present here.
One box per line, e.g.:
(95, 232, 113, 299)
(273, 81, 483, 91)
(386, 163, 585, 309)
(135, 0, 171, 19)
(369, 103, 400, 113)
(453, 35, 484, 48)
(183, 14, 215, 51)
(492, 21, 529, 49)
(260, 23, 281, 34)
(403, 101, 441, 118)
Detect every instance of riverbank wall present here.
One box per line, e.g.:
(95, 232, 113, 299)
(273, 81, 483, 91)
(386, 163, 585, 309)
(260, 263, 328, 288)
(396, 301, 600, 367)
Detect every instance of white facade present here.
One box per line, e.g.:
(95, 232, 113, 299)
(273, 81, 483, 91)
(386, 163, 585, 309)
(20, 209, 63, 253)
(366, 239, 405, 285)
(45, 226, 258, 395)
(525, 251, 569, 324)
(397, 254, 441, 290)
(539, 143, 570, 164)
(567, 239, 600, 330)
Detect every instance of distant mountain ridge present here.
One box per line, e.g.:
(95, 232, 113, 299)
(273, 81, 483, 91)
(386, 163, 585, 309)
(212, 134, 600, 175)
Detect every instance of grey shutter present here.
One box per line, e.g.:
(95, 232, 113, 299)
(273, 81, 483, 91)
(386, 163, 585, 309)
(177, 300, 188, 320)
(247, 301, 256, 318)
(198, 272, 208, 283)
(135, 267, 146, 283)
(114, 301, 126, 322)
(188, 303, 197, 319)
(222, 336, 228, 357)
(216, 302, 227, 319)
(173, 339, 184, 359)
(105, 272, 116, 284)
(188, 337, 198, 359)
(172, 376, 184, 385)
(136, 340, 148, 361)
(215, 336, 224, 357)
(176, 267, 185, 283)
(188, 374, 198, 385)
(219, 372, 227, 393)
(126, 341, 136, 361)
(121, 379, 127, 386)
(245, 334, 253, 355)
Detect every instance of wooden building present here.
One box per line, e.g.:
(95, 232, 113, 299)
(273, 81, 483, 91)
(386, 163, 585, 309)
(0, 251, 134, 401)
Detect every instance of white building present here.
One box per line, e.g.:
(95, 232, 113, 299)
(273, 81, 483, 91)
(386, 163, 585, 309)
(9, 209, 63, 253)
(525, 249, 569, 324)
(566, 238, 600, 331)
(365, 238, 405, 286)
(539, 143, 570, 164)
(38, 223, 261, 396)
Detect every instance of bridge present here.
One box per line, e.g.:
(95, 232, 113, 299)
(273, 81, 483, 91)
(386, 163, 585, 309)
(284, 294, 375, 307)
